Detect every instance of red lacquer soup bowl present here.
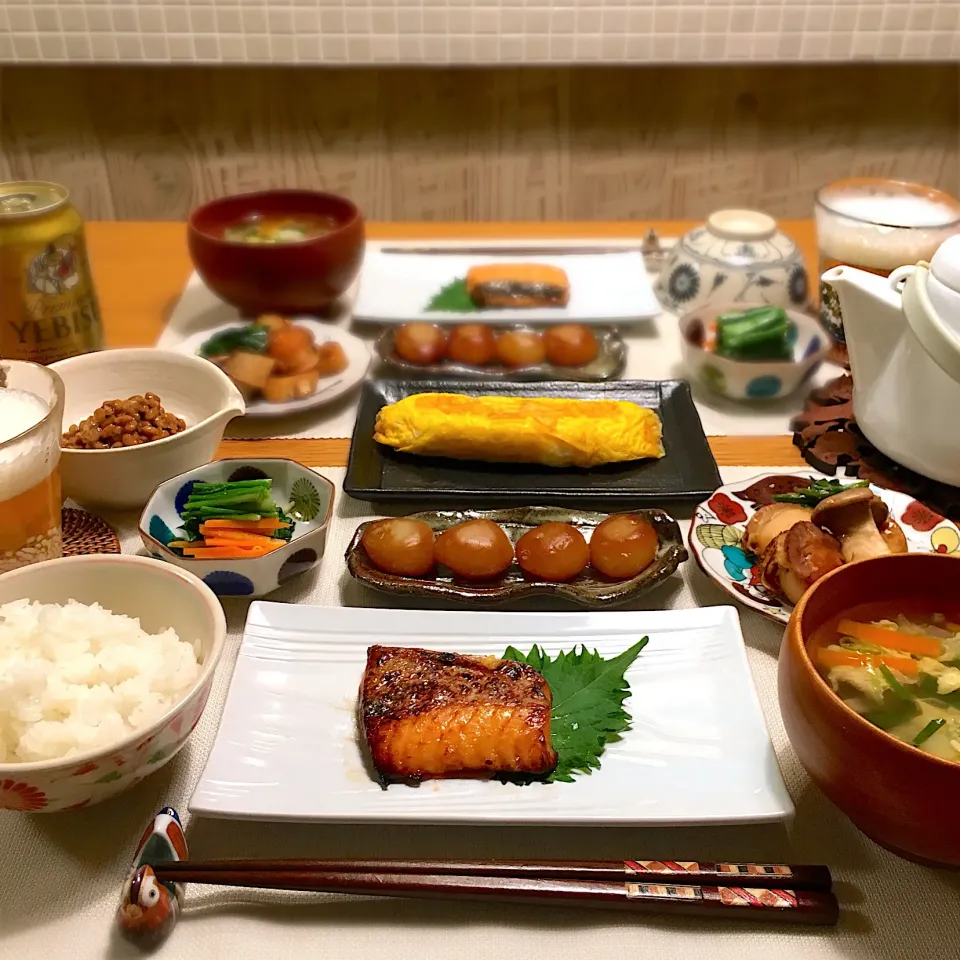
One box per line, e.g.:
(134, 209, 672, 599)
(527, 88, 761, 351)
(780, 552, 960, 866)
(188, 190, 365, 316)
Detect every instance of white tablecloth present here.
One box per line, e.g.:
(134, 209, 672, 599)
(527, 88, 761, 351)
(158, 242, 842, 440)
(2, 466, 956, 960)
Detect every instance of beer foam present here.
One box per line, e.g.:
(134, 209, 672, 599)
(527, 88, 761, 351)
(0, 389, 47, 445)
(0, 388, 57, 502)
(824, 193, 960, 229)
(817, 191, 960, 273)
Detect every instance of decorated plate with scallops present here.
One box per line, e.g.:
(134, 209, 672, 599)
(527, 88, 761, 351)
(176, 315, 371, 418)
(345, 507, 687, 607)
(375, 323, 626, 382)
(689, 471, 960, 624)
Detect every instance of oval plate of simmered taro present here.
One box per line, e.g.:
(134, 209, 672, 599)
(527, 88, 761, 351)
(689, 470, 960, 625)
(345, 506, 687, 607)
(374, 324, 627, 382)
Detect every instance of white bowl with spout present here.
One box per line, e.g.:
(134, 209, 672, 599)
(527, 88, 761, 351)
(51, 349, 245, 509)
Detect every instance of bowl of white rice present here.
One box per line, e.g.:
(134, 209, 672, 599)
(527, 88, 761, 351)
(0, 554, 226, 812)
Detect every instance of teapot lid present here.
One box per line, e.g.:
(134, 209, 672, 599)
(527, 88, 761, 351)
(930, 235, 960, 297)
(903, 236, 960, 384)
(925, 235, 960, 344)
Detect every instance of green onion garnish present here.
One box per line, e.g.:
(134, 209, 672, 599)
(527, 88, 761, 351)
(879, 664, 913, 701)
(912, 718, 946, 745)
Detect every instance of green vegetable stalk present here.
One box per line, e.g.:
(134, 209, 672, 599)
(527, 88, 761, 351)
(772, 478, 870, 507)
(715, 306, 794, 362)
(198, 323, 270, 358)
(180, 479, 281, 521)
(912, 718, 946, 745)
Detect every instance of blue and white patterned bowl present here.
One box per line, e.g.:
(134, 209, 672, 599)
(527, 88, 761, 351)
(655, 209, 809, 315)
(139, 459, 334, 598)
(678, 303, 829, 402)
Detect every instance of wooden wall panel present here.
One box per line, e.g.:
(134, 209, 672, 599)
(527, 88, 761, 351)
(0, 64, 956, 221)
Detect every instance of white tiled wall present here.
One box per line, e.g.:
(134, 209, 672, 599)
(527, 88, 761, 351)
(2, 0, 959, 65)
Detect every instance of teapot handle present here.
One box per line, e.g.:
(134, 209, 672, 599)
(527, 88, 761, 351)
(889, 265, 916, 293)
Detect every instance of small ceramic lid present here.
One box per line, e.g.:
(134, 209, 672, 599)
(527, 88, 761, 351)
(926, 235, 960, 342)
(706, 209, 777, 241)
(904, 234, 960, 383)
(930, 235, 960, 298)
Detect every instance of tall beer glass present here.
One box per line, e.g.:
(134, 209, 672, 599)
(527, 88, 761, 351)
(816, 178, 960, 344)
(0, 360, 65, 573)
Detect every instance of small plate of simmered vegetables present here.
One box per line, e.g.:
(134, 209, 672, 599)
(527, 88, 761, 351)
(375, 322, 626, 382)
(177, 315, 371, 417)
(690, 470, 960, 624)
(346, 506, 687, 607)
(140, 458, 335, 597)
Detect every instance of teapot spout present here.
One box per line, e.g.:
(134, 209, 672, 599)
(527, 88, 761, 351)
(822, 264, 907, 381)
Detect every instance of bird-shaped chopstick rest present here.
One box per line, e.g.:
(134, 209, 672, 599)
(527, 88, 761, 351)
(116, 807, 188, 947)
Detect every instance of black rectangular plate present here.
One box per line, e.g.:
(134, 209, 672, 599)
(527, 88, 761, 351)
(344, 379, 721, 507)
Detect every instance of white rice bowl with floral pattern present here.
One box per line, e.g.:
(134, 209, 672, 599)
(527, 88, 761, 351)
(0, 599, 201, 764)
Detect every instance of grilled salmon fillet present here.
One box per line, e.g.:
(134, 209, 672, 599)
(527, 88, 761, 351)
(465, 263, 570, 308)
(360, 645, 557, 783)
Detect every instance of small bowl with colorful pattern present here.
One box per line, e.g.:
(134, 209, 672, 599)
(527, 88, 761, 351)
(139, 459, 334, 598)
(689, 470, 960, 625)
(0, 554, 226, 812)
(679, 304, 829, 402)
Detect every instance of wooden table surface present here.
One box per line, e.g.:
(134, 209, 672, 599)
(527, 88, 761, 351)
(86, 220, 812, 468)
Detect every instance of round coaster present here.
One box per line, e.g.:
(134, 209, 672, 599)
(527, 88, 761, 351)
(792, 374, 960, 520)
(62, 508, 121, 557)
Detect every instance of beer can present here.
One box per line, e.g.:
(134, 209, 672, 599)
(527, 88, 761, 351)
(0, 181, 104, 364)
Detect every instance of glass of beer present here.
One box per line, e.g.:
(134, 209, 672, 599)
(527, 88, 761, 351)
(816, 178, 960, 344)
(0, 359, 65, 573)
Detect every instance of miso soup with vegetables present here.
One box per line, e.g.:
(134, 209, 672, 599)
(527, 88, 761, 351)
(222, 213, 337, 245)
(814, 608, 960, 761)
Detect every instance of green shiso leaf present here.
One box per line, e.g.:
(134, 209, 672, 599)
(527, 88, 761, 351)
(503, 638, 649, 783)
(424, 278, 479, 313)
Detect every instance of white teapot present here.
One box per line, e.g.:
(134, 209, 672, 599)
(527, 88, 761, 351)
(822, 235, 960, 486)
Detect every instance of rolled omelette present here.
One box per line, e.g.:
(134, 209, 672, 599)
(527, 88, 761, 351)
(373, 393, 665, 468)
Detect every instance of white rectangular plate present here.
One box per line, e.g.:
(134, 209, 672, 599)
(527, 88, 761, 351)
(190, 604, 793, 825)
(351, 250, 660, 323)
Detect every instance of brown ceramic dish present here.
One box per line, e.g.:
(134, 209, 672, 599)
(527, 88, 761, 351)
(374, 325, 627, 382)
(188, 189, 365, 315)
(779, 552, 960, 867)
(345, 506, 687, 607)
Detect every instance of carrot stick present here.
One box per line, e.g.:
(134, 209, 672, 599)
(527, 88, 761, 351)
(816, 647, 920, 677)
(200, 532, 282, 545)
(181, 544, 281, 559)
(201, 519, 290, 533)
(199, 540, 283, 552)
(837, 619, 943, 659)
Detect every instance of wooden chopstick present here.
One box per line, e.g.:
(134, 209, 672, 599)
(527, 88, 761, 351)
(152, 857, 831, 892)
(377, 245, 646, 256)
(147, 865, 838, 925)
